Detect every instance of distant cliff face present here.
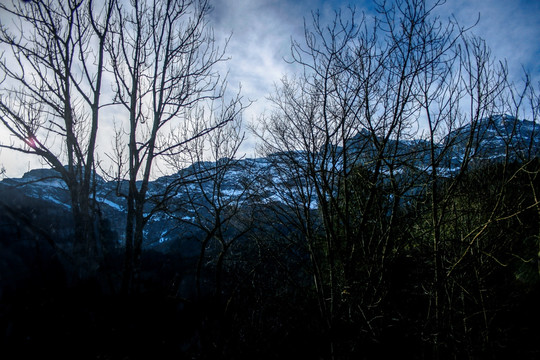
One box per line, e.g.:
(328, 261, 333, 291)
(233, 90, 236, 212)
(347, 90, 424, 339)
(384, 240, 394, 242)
(2, 115, 539, 248)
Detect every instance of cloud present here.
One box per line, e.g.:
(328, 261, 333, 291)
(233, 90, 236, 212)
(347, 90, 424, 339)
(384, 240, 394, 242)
(210, 1, 305, 101)
(1, 0, 539, 177)
(213, 0, 540, 100)
(441, 0, 540, 83)
(209, 0, 362, 156)
(209, 0, 312, 156)
(210, 0, 540, 155)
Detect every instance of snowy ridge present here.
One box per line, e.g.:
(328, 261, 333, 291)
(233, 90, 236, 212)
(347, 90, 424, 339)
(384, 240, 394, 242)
(1, 115, 538, 247)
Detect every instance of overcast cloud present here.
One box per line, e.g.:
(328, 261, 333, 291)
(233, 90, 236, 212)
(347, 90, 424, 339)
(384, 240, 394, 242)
(213, 0, 540, 101)
(1, 0, 539, 177)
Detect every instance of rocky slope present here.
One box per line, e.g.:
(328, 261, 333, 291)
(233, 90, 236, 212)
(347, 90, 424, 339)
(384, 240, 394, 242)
(1, 114, 538, 248)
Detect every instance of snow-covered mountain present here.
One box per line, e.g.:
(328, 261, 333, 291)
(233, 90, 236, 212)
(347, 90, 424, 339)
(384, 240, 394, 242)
(441, 115, 539, 173)
(1, 115, 539, 248)
(347, 114, 540, 175)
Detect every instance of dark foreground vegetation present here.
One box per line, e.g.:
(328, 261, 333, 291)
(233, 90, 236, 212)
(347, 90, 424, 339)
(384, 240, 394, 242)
(1, 160, 539, 359)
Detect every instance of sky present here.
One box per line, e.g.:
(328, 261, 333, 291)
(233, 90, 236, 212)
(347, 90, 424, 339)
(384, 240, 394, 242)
(1, 0, 540, 178)
(208, 0, 540, 155)
(211, 0, 540, 106)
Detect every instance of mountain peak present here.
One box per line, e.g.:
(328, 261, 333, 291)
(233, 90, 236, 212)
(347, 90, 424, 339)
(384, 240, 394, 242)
(21, 168, 61, 180)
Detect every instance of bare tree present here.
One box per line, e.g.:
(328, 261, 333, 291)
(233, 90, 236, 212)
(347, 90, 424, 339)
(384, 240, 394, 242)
(159, 96, 249, 301)
(0, 0, 115, 278)
(106, 0, 234, 294)
(416, 34, 499, 353)
(252, 0, 539, 356)
(254, 3, 428, 354)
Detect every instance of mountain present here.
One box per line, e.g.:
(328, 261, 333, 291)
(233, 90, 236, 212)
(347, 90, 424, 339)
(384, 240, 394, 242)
(1, 115, 539, 248)
(347, 114, 540, 175)
(439, 114, 540, 172)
